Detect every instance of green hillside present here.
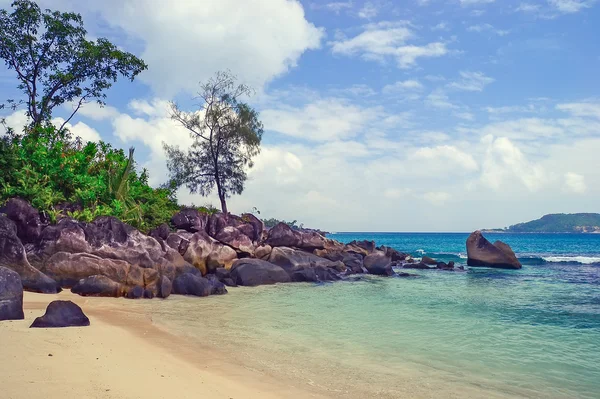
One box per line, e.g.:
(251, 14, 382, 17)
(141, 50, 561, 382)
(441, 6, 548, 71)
(503, 213, 600, 233)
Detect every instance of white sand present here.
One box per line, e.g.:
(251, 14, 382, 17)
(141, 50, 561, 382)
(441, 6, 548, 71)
(0, 291, 330, 399)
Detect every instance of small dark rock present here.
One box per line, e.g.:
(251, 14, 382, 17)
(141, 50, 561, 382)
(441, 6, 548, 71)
(126, 286, 144, 299)
(421, 256, 437, 265)
(157, 276, 172, 299)
(30, 300, 90, 328)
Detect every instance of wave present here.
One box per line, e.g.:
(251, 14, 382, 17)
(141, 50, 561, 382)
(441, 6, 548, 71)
(542, 256, 600, 265)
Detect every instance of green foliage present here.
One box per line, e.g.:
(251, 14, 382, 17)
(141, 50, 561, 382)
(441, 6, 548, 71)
(0, 125, 180, 231)
(164, 70, 263, 214)
(506, 214, 600, 233)
(262, 218, 303, 230)
(0, 0, 147, 129)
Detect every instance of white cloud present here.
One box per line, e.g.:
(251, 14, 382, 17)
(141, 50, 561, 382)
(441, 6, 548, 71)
(564, 172, 586, 194)
(459, 0, 495, 6)
(467, 24, 510, 36)
(411, 145, 479, 173)
(480, 136, 548, 192)
(316, 1, 354, 13)
(448, 71, 495, 92)
(384, 188, 412, 199)
(69, 102, 120, 121)
(330, 21, 448, 68)
(425, 89, 458, 109)
(515, 3, 542, 12)
(1, 110, 101, 142)
(42, 0, 324, 97)
(432, 22, 450, 31)
(1, 111, 29, 133)
(455, 111, 475, 120)
(261, 98, 385, 141)
(358, 2, 378, 18)
(485, 104, 539, 114)
(548, 0, 595, 13)
(556, 102, 600, 119)
(423, 191, 451, 206)
(382, 80, 424, 94)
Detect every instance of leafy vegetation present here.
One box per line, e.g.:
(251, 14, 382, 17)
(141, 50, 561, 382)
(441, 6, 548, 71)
(501, 214, 600, 233)
(262, 218, 304, 230)
(0, 2, 261, 232)
(0, 125, 180, 231)
(0, 0, 147, 128)
(164, 70, 263, 214)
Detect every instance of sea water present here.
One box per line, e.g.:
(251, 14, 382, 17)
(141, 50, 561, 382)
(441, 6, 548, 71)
(148, 233, 600, 398)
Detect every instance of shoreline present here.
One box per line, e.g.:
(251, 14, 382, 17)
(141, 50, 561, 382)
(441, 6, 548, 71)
(0, 291, 330, 399)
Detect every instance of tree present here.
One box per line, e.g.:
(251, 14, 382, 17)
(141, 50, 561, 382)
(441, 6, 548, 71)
(164, 71, 263, 214)
(0, 0, 147, 129)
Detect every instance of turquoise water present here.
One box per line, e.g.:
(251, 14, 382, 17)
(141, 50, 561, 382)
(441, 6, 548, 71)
(151, 233, 600, 398)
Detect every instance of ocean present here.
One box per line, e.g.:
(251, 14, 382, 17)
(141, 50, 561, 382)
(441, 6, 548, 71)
(149, 233, 600, 398)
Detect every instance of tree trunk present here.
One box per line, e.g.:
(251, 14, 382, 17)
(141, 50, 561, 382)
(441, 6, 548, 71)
(215, 178, 228, 214)
(219, 193, 228, 215)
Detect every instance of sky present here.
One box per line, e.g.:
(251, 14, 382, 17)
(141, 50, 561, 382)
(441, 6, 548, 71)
(1, 0, 599, 232)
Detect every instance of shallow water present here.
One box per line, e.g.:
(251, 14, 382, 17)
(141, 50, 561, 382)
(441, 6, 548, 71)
(149, 233, 600, 398)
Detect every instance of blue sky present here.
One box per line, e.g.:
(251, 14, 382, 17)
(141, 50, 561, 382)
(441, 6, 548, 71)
(1, 0, 599, 231)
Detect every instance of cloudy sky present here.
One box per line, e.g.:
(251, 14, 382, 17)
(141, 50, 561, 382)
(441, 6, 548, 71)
(1, 0, 599, 232)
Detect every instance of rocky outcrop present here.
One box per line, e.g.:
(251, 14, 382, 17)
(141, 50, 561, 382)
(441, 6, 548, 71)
(167, 231, 237, 275)
(1, 198, 44, 244)
(0, 266, 24, 321)
(71, 275, 127, 297)
(149, 223, 170, 241)
(314, 249, 365, 273)
(265, 223, 303, 248)
(378, 246, 411, 262)
(215, 226, 255, 254)
(41, 252, 158, 290)
(363, 252, 394, 276)
(171, 208, 208, 233)
(466, 231, 522, 269)
(269, 247, 346, 275)
(230, 259, 291, 286)
(0, 216, 60, 293)
(30, 300, 90, 328)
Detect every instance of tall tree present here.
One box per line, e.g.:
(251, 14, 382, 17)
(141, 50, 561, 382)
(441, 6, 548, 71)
(0, 0, 147, 129)
(164, 71, 263, 214)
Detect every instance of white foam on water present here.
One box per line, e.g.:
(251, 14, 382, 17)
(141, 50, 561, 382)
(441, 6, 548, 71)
(543, 256, 600, 264)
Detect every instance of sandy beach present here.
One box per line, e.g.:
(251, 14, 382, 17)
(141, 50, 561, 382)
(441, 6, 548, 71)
(0, 291, 330, 399)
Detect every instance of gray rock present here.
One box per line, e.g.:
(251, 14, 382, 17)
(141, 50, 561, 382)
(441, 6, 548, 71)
(466, 231, 522, 269)
(230, 259, 291, 286)
(30, 300, 90, 328)
(172, 273, 212, 296)
(0, 266, 24, 321)
(71, 275, 126, 297)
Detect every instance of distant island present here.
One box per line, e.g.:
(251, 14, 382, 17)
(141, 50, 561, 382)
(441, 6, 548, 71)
(485, 213, 600, 233)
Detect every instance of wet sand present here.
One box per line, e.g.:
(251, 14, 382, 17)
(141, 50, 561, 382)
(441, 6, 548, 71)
(0, 291, 330, 399)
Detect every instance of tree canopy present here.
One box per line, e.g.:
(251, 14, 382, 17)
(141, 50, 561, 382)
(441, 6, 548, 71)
(0, 0, 147, 129)
(164, 71, 263, 214)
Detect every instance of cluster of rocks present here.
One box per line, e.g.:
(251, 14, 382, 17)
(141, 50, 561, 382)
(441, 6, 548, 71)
(0, 198, 522, 307)
(0, 266, 89, 327)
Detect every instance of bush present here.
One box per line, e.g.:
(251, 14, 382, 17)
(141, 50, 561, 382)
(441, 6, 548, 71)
(0, 126, 180, 231)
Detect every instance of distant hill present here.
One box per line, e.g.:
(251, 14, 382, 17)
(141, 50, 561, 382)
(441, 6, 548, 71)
(488, 213, 600, 233)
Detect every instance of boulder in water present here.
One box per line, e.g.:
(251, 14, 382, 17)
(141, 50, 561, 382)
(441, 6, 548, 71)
(466, 231, 522, 269)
